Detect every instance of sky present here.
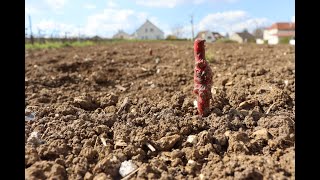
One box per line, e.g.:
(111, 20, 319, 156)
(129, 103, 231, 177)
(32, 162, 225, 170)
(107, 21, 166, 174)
(25, 0, 295, 38)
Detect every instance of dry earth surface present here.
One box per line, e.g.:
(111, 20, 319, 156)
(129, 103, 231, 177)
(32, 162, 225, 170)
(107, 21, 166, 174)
(25, 41, 295, 180)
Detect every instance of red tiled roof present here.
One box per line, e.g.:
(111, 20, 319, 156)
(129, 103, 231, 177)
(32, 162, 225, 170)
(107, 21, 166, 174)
(266, 22, 295, 30)
(272, 31, 295, 37)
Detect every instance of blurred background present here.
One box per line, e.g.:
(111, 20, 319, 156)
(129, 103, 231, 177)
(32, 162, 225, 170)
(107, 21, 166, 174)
(25, 0, 295, 46)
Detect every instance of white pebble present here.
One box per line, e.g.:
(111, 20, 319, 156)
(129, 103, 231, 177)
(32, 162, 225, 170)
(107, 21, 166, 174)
(25, 112, 35, 121)
(27, 131, 42, 146)
(187, 135, 198, 144)
(193, 100, 198, 108)
(119, 160, 138, 177)
(187, 160, 196, 165)
(155, 57, 160, 64)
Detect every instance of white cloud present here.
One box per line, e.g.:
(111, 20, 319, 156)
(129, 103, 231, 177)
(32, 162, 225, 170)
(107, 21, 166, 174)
(107, 0, 117, 8)
(83, 4, 96, 10)
(83, 8, 148, 37)
(25, 2, 41, 30)
(45, 0, 67, 10)
(197, 10, 270, 35)
(136, 0, 184, 8)
(34, 20, 79, 37)
(33, 5, 166, 38)
(25, 3, 39, 15)
(135, 0, 238, 8)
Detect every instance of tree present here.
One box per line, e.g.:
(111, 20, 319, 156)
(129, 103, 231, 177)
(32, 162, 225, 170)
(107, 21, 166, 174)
(166, 35, 177, 40)
(171, 24, 185, 39)
(252, 27, 264, 39)
(242, 28, 249, 33)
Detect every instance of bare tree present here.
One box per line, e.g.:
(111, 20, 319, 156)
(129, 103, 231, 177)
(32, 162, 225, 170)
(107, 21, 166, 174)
(171, 24, 185, 39)
(252, 27, 264, 39)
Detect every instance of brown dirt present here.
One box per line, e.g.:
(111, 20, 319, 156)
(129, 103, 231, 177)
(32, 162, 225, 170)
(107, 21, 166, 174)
(25, 41, 295, 180)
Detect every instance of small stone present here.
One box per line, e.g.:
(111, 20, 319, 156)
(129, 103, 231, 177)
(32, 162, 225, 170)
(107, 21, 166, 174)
(155, 57, 160, 64)
(156, 134, 181, 151)
(253, 128, 272, 140)
(25, 112, 36, 121)
(187, 159, 196, 165)
(84, 172, 93, 180)
(193, 100, 198, 108)
(224, 130, 231, 137)
(186, 135, 198, 145)
(119, 160, 138, 177)
(27, 132, 42, 146)
(117, 97, 130, 114)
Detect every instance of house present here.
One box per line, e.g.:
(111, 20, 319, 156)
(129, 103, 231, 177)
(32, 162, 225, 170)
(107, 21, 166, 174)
(92, 35, 103, 42)
(256, 39, 264, 44)
(229, 30, 255, 43)
(112, 30, 132, 39)
(289, 37, 295, 45)
(195, 31, 224, 43)
(133, 20, 164, 40)
(263, 22, 295, 45)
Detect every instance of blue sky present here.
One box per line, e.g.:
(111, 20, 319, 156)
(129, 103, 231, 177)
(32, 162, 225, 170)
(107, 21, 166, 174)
(25, 0, 295, 38)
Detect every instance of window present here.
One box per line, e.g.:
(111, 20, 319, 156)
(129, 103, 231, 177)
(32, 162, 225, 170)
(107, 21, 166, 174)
(145, 29, 148, 32)
(156, 36, 160, 39)
(150, 28, 154, 32)
(207, 36, 212, 39)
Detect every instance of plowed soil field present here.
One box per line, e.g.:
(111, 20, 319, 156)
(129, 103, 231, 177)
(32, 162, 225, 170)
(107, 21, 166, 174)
(25, 41, 295, 180)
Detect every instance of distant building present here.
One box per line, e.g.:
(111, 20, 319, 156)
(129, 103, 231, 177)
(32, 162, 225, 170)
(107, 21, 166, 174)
(289, 37, 295, 45)
(256, 39, 264, 44)
(263, 22, 295, 44)
(133, 20, 164, 40)
(195, 31, 224, 43)
(229, 30, 255, 43)
(112, 30, 132, 39)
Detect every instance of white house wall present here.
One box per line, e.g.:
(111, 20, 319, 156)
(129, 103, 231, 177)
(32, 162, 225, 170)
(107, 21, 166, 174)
(268, 37, 279, 45)
(263, 29, 278, 41)
(230, 34, 242, 43)
(135, 22, 164, 40)
(202, 32, 216, 43)
(256, 39, 264, 44)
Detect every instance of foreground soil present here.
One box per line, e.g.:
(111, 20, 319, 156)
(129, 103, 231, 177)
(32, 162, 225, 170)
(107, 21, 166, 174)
(25, 41, 295, 180)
